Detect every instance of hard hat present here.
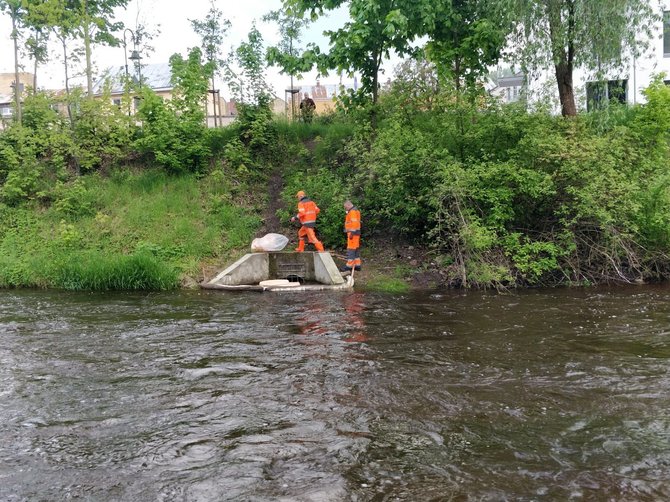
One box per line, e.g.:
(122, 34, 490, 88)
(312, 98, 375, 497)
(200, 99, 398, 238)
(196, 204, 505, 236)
(296, 190, 305, 199)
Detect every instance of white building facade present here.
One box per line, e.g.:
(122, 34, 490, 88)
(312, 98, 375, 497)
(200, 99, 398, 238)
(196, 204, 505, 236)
(577, 0, 670, 110)
(496, 1, 670, 111)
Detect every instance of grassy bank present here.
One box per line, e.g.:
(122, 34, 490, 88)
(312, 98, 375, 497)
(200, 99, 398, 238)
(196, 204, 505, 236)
(3, 73, 670, 292)
(0, 169, 260, 290)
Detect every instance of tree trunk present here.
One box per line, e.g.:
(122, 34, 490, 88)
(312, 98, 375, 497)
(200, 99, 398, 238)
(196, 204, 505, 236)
(211, 76, 218, 127)
(62, 36, 73, 128)
(547, 0, 577, 117)
(84, 21, 93, 96)
(33, 59, 38, 92)
(290, 74, 295, 121)
(32, 31, 40, 93)
(555, 61, 577, 116)
(370, 50, 382, 130)
(11, 13, 22, 124)
(83, 0, 93, 96)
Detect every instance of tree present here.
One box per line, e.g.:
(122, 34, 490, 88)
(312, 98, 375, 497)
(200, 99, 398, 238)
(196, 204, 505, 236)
(68, 0, 129, 96)
(169, 47, 211, 122)
(264, 7, 311, 120)
(190, 1, 231, 127)
(505, 0, 657, 116)
(284, 0, 431, 108)
(425, 0, 506, 93)
(135, 48, 212, 173)
(23, 0, 66, 92)
(1, 0, 26, 124)
(49, 1, 83, 126)
(225, 23, 271, 105)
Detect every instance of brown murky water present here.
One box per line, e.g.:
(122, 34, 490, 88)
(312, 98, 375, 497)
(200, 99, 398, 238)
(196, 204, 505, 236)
(1, 286, 669, 501)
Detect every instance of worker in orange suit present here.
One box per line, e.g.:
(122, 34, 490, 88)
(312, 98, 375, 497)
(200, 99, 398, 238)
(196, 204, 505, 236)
(291, 190, 325, 252)
(342, 199, 361, 271)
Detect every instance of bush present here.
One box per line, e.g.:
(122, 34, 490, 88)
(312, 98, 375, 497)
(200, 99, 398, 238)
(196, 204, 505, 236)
(359, 118, 442, 237)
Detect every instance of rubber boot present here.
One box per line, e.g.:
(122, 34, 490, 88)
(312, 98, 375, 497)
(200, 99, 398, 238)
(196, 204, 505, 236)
(295, 239, 305, 252)
(315, 241, 325, 252)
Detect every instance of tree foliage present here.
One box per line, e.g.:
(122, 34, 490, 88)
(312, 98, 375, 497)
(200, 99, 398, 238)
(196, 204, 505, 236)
(65, 0, 129, 95)
(264, 7, 313, 79)
(135, 48, 212, 173)
(424, 0, 506, 92)
(283, 0, 430, 106)
(190, 1, 231, 127)
(504, 0, 658, 116)
(225, 23, 271, 105)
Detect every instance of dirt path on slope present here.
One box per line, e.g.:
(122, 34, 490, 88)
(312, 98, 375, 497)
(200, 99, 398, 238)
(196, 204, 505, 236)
(260, 168, 285, 235)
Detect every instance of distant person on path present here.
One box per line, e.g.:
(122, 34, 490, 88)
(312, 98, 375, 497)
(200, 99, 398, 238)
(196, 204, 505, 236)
(342, 200, 361, 272)
(291, 190, 325, 252)
(299, 92, 316, 123)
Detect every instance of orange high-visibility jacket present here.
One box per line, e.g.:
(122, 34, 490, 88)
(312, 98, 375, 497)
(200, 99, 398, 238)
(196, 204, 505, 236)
(345, 207, 361, 235)
(297, 198, 320, 227)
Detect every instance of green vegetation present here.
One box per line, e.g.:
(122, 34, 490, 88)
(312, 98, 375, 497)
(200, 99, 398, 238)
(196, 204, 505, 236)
(0, 169, 259, 290)
(2, 0, 670, 290)
(3, 70, 670, 290)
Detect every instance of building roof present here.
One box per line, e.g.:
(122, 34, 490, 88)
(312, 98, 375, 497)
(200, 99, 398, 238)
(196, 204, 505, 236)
(92, 63, 173, 95)
(497, 72, 524, 88)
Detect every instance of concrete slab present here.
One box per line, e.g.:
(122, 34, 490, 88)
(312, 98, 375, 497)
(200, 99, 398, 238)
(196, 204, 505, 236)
(314, 252, 345, 285)
(209, 253, 269, 286)
(206, 251, 345, 287)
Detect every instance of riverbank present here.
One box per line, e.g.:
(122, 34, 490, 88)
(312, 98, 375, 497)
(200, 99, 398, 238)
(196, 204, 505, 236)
(0, 162, 662, 293)
(0, 166, 418, 293)
(0, 169, 260, 290)
(3, 81, 670, 291)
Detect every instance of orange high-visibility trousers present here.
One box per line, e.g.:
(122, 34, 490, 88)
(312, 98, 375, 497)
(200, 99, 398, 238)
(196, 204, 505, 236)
(297, 226, 324, 252)
(346, 233, 361, 269)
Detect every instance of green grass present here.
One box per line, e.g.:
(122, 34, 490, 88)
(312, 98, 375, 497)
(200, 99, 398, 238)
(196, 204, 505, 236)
(56, 251, 179, 291)
(0, 169, 261, 290)
(273, 117, 333, 142)
(364, 276, 411, 293)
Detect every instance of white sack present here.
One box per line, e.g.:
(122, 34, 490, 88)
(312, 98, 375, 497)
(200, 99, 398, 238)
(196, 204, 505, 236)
(251, 233, 289, 252)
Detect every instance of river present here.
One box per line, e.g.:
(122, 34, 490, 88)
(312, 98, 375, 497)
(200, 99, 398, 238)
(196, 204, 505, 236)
(1, 286, 669, 501)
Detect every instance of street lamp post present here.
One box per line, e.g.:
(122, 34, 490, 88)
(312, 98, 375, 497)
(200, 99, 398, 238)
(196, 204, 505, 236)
(123, 28, 142, 86)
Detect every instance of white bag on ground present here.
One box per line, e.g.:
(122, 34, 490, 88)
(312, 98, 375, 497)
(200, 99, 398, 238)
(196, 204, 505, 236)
(251, 233, 289, 252)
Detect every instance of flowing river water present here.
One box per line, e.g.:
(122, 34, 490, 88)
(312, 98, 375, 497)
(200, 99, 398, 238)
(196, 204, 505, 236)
(1, 286, 670, 501)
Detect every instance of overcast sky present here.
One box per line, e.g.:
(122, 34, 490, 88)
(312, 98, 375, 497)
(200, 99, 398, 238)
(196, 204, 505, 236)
(0, 0, 356, 97)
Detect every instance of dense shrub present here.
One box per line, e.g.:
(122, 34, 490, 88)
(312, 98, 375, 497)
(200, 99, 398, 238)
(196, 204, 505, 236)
(279, 168, 349, 248)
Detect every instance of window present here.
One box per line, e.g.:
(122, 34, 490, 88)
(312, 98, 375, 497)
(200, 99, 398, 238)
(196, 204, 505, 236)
(665, 11, 670, 57)
(607, 80, 627, 105)
(586, 79, 628, 111)
(504, 85, 521, 103)
(0, 106, 12, 117)
(113, 98, 121, 107)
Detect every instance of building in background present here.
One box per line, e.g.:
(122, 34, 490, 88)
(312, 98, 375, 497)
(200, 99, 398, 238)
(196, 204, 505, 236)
(92, 63, 235, 127)
(512, 1, 670, 112)
(298, 80, 338, 115)
(0, 72, 33, 127)
(487, 71, 526, 105)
